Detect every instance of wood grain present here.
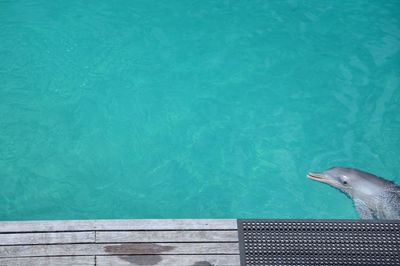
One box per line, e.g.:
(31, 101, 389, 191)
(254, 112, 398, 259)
(0, 243, 239, 257)
(0, 232, 95, 245)
(96, 230, 238, 243)
(97, 254, 240, 266)
(0, 256, 94, 266)
(0, 219, 237, 232)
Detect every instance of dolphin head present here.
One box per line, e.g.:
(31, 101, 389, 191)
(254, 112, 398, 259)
(307, 167, 389, 199)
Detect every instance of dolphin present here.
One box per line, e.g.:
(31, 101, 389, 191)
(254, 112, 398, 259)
(307, 167, 400, 219)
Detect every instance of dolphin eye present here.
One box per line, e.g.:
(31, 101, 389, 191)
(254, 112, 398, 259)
(340, 175, 349, 185)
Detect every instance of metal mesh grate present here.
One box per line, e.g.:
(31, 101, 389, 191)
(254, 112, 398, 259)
(238, 219, 400, 266)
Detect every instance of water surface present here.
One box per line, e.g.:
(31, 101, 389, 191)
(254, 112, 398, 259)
(1, 0, 399, 220)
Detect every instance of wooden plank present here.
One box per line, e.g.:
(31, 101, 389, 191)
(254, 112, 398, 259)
(0, 243, 239, 257)
(97, 255, 241, 266)
(96, 230, 238, 243)
(0, 256, 94, 266)
(0, 231, 95, 245)
(0, 219, 237, 233)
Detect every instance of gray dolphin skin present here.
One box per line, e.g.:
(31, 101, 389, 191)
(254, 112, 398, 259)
(307, 167, 400, 219)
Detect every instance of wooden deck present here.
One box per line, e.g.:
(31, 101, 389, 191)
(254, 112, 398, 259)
(0, 219, 240, 266)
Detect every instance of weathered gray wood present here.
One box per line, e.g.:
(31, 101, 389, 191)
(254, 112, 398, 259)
(0, 256, 94, 266)
(0, 219, 237, 232)
(0, 231, 95, 245)
(96, 230, 238, 243)
(0, 243, 239, 257)
(97, 255, 241, 266)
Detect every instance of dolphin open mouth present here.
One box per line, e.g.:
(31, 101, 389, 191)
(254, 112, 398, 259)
(307, 171, 346, 188)
(307, 172, 326, 181)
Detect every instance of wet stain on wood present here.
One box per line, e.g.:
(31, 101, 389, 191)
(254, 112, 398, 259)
(192, 261, 213, 266)
(118, 255, 164, 266)
(104, 243, 175, 255)
(104, 244, 176, 265)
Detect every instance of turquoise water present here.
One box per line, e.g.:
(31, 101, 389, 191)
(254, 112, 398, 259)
(1, 1, 399, 221)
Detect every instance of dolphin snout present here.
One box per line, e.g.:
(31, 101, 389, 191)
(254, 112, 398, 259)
(307, 172, 325, 180)
(307, 171, 334, 186)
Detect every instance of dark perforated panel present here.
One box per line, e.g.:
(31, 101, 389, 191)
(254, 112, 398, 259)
(238, 219, 400, 266)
